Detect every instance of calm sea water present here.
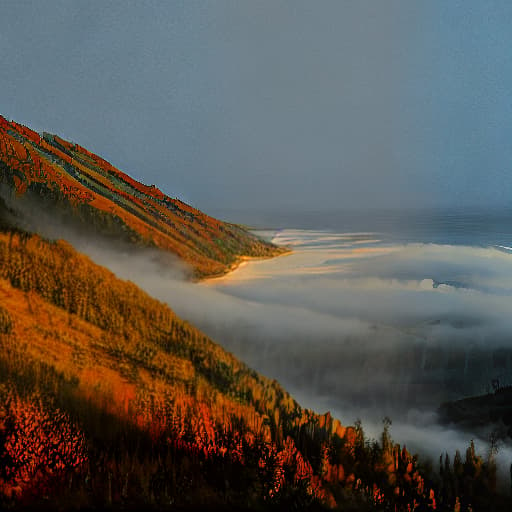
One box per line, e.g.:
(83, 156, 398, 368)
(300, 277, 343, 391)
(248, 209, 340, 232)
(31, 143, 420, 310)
(211, 207, 512, 248)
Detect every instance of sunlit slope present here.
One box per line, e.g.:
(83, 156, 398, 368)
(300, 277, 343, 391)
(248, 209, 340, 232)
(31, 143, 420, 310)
(0, 228, 447, 510)
(0, 115, 282, 277)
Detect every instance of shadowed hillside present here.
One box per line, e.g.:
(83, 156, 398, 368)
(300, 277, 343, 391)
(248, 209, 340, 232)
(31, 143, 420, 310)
(0, 115, 284, 278)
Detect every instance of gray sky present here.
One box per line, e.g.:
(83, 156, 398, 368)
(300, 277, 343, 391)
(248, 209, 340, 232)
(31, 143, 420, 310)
(1, 1, 512, 214)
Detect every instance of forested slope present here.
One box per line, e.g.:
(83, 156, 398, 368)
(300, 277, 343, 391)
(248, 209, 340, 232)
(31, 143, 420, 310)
(0, 226, 467, 511)
(0, 115, 283, 278)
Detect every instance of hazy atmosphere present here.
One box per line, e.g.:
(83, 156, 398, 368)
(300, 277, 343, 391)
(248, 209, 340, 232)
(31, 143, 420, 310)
(2, 1, 512, 213)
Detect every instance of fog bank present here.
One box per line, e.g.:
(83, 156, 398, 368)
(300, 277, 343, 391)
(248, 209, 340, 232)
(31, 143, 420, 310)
(80, 230, 512, 417)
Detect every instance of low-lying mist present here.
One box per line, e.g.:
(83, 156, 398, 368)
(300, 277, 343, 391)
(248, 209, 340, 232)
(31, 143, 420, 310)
(78, 231, 512, 404)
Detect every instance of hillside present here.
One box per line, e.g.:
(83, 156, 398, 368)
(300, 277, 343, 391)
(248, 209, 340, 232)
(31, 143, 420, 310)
(0, 225, 466, 511)
(0, 116, 283, 278)
(439, 387, 512, 439)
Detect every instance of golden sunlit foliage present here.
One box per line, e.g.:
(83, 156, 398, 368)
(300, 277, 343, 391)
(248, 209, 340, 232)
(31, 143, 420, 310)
(0, 115, 285, 278)
(0, 227, 500, 510)
(0, 386, 87, 502)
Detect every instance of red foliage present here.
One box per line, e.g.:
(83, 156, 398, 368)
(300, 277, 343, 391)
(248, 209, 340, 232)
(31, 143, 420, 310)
(0, 389, 87, 503)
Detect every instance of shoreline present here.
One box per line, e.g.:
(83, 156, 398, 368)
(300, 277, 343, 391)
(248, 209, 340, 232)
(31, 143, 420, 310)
(199, 247, 292, 283)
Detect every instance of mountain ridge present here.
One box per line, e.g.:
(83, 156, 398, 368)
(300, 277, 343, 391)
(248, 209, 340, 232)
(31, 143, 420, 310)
(0, 115, 285, 278)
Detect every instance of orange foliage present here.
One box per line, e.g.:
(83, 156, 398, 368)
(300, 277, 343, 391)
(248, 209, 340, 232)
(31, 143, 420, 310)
(0, 388, 87, 503)
(0, 229, 336, 507)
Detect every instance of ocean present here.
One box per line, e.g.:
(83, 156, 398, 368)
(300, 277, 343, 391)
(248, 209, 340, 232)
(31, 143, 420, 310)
(212, 206, 512, 248)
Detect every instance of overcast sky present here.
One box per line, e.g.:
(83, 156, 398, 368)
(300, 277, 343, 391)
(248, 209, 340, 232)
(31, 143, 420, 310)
(1, 1, 512, 215)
